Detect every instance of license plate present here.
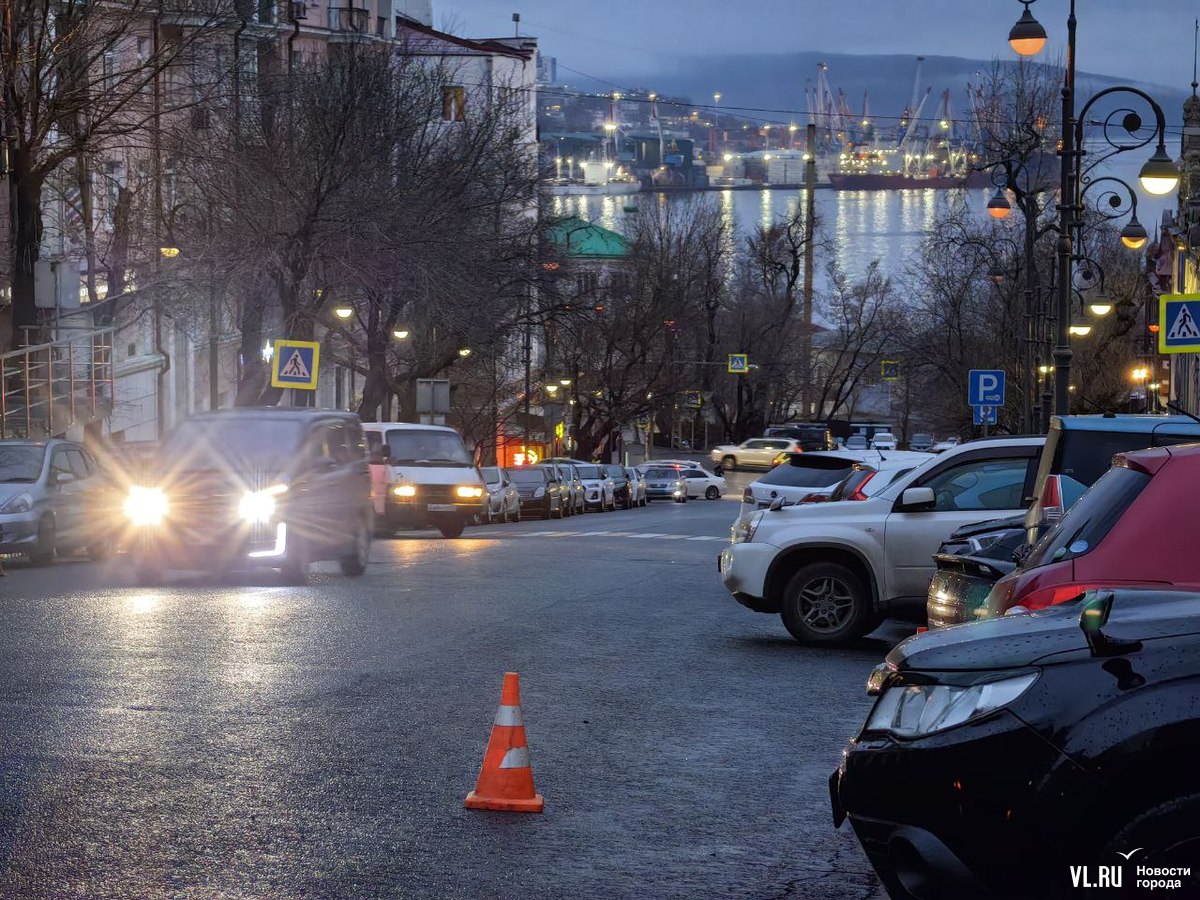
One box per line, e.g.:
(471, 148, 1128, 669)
(428, 504, 455, 512)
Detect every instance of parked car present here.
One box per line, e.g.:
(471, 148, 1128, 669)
(719, 436, 1044, 644)
(1024, 413, 1200, 543)
(562, 464, 586, 516)
(869, 431, 897, 450)
(739, 451, 931, 523)
(641, 466, 687, 502)
(0, 439, 118, 565)
(363, 422, 485, 539)
(908, 433, 935, 452)
(626, 467, 648, 507)
(738, 452, 865, 522)
(709, 438, 802, 471)
(573, 464, 616, 511)
(123, 409, 373, 584)
(509, 465, 568, 519)
(977, 443, 1200, 623)
(678, 467, 726, 500)
(833, 588, 1200, 898)
(763, 424, 835, 451)
(930, 437, 960, 453)
(844, 435, 869, 450)
(925, 515, 1026, 629)
(480, 466, 520, 524)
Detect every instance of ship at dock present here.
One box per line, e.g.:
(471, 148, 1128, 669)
(814, 58, 992, 191)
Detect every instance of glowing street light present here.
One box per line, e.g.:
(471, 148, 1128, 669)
(987, 188, 1012, 219)
(1008, 1, 1047, 57)
(333, 305, 354, 320)
(392, 328, 410, 340)
(457, 347, 472, 358)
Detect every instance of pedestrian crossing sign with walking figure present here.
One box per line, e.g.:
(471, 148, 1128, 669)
(270, 339, 321, 390)
(1159, 294, 1200, 354)
(727, 353, 749, 374)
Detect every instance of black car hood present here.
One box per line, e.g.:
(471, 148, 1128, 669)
(891, 590, 1200, 672)
(947, 512, 1026, 540)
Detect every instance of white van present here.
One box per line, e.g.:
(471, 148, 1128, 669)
(361, 423, 485, 539)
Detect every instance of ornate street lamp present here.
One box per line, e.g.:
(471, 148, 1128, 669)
(1008, 0, 1180, 415)
(987, 188, 1012, 219)
(1008, 1, 1047, 56)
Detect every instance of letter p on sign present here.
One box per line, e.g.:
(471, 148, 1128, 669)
(968, 369, 1006, 407)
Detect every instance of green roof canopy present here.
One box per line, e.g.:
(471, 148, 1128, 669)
(546, 216, 629, 259)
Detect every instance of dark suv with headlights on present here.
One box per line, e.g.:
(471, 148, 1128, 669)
(833, 589, 1200, 899)
(123, 409, 372, 584)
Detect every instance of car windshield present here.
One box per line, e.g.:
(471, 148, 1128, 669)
(912, 434, 933, 443)
(758, 459, 855, 488)
(481, 467, 501, 483)
(1023, 466, 1150, 568)
(509, 468, 547, 483)
(575, 466, 604, 479)
(643, 468, 680, 479)
(0, 445, 45, 483)
(380, 429, 472, 466)
(846, 437, 868, 448)
(163, 419, 304, 472)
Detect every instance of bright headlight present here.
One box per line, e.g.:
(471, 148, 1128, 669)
(393, 484, 416, 498)
(0, 492, 34, 514)
(455, 485, 484, 499)
(124, 486, 169, 526)
(533, 486, 546, 498)
(238, 484, 287, 524)
(865, 673, 1038, 739)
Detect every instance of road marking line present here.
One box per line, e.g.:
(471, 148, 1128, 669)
(629, 533, 669, 538)
(685, 535, 725, 541)
(572, 531, 612, 536)
(657, 535, 689, 540)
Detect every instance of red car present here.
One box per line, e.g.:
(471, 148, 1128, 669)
(986, 443, 1200, 614)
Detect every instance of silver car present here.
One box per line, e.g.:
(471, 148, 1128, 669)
(480, 466, 521, 523)
(0, 439, 115, 564)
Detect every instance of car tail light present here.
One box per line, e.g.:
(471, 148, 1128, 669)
(742, 487, 754, 503)
(847, 471, 877, 501)
(1019, 582, 1106, 611)
(800, 492, 827, 503)
(1040, 474, 1065, 524)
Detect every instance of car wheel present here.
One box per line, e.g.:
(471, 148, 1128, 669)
(339, 515, 371, 576)
(1099, 794, 1200, 896)
(281, 532, 311, 585)
(439, 519, 466, 539)
(780, 562, 875, 646)
(705, 486, 721, 500)
(722, 455, 737, 471)
(28, 516, 55, 566)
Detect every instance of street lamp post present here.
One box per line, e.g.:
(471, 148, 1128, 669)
(1009, 0, 1180, 416)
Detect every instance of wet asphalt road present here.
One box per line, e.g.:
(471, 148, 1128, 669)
(0, 476, 910, 899)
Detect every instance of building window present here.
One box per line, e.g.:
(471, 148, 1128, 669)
(376, 15, 386, 36)
(442, 85, 466, 122)
(102, 49, 117, 90)
(574, 272, 598, 295)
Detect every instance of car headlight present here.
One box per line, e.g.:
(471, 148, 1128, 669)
(0, 492, 34, 515)
(732, 511, 763, 544)
(455, 485, 484, 499)
(238, 484, 288, 524)
(865, 673, 1038, 739)
(124, 486, 169, 526)
(393, 484, 416, 498)
(534, 486, 546, 498)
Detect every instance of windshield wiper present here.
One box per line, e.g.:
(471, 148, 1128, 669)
(392, 458, 469, 466)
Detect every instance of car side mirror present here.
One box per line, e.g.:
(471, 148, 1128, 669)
(54, 471, 76, 486)
(898, 487, 936, 512)
(1079, 590, 1143, 657)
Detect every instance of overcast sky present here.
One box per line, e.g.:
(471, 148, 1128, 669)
(441, 0, 1194, 90)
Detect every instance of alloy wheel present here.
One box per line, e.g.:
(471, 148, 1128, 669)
(798, 576, 856, 633)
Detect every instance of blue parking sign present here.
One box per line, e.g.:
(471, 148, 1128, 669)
(973, 405, 997, 426)
(968, 370, 1005, 407)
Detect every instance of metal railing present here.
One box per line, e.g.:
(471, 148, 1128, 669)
(0, 328, 115, 440)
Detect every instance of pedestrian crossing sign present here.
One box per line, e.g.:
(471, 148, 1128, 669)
(727, 353, 749, 374)
(270, 339, 321, 389)
(1159, 294, 1200, 354)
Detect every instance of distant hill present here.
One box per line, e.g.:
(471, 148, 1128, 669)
(592, 51, 1190, 131)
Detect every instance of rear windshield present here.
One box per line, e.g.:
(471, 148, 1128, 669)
(509, 468, 548, 483)
(643, 468, 680, 479)
(1023, 466, 1150, 568)
(758, 459, 855, 488)
(1055, 429, 1158, 491)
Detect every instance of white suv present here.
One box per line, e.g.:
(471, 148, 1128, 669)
(718, 437, 1044, 645)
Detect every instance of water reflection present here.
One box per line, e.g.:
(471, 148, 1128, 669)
(550, 187, 984, 283)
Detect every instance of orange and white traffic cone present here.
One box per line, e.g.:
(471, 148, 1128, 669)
(464, 672, 544, 813)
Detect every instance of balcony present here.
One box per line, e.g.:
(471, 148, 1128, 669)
(328, 6, 368, 32)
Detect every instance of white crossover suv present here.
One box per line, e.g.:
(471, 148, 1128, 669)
(718, 437, 1044, 645)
